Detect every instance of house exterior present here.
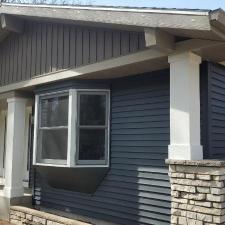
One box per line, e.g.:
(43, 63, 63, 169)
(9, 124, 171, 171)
(0, 3, 225, 225)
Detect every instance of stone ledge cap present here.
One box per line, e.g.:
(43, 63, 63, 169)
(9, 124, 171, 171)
(10, 206, 92, 225)
(165, 159, 225, 167)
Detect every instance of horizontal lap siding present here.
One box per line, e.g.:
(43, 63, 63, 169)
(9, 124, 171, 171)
(34, 71, 170, 225)
(207, 63, 225, 158)
(0, 21, 145, 86)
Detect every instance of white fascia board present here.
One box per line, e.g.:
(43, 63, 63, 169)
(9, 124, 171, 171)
(1, 3, 210, 16)
(0, 4, 211, 31)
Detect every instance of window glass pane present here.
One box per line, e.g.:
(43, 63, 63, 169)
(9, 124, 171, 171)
(40, 95, 68, 127)
(38, 129, 68, 161)
(79, 94, 106, 126)
(78, 129, 105, 160)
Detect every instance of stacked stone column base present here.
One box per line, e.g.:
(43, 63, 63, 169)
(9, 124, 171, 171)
(166, 159, 225, 225)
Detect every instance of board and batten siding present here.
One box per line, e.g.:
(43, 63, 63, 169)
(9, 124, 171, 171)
(201, 62, 225, 159)
(0, 20, 145, 86)
(34, 70, 171, 225)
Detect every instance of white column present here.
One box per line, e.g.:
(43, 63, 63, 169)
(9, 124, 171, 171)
(168, 52, 203, 160)
(4, 97, 27, 198)
(0, 111, 6, 177)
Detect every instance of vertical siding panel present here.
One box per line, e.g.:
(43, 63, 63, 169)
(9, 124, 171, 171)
(8, 37, 14, 83)
(121, 32, 130, 55)
(104, 30, 113, 60)
(96, 29, 104, 62)
(26, 22, 32, 80)
(57, 24, 64, 70)
(129, 32, 139, 53)
(63, 25, 70, 69)
(41, 23, 47, 75)
(112, 31, 121, 58)
(17, 35, 23, 81)
(31, 22, 37, 77)
(0, 22, 145, 86)
(12, 37, 18, 83)
(22, 32, 28, 81)
(35, 23, 42, 76)
(0, 47, 2, 86)
(89, 29, 97, 64)
(51, 24, 58, 72)
(5, 39, 10, 84)
(0, 51, 3, 85)
(0, 51, 3, 86)
(83, 29, 90, 65)
(138, 32, 146, 50)
(46, 23, 52, 74)
(69, 26, 76, 68)
(2, 45, 6, 85)
(76, 28, 83, 67)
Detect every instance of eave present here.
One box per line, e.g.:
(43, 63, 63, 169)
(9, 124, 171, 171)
(0, 4, 224, 43)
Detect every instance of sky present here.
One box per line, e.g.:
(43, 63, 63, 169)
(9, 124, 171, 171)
(92, 0, 225, 10)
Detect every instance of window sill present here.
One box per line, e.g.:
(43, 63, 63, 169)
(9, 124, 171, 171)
(34, 163, 109, 168)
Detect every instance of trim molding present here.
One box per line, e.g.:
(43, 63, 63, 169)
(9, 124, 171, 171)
(0, 48, 167, 94)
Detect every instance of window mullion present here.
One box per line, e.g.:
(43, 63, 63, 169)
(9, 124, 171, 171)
(68, 89, 77, 167)
(39, 126, 68, 130)
(33, 95, 39, 165)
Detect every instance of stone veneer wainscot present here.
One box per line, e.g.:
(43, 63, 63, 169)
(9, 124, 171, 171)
(166, 159, 225, 225)
(10, 206, 91, 225)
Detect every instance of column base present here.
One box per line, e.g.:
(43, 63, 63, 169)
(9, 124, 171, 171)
(3, 186, 24, 198)
(168, 144, 203, 160)
(166, 159, 225, 225)
(0, 195, 32, 220)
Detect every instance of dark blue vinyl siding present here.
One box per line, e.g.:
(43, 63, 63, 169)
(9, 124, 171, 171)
(202, 62, 225, 159)
(34, 70, 170, 225)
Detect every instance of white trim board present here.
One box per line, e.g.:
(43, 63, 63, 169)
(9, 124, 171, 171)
(0, 48, 167, 94)
(1, 3, 210, 16)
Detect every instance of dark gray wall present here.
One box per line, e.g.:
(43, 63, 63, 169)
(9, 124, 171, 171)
(0, 20, 145, 86)
(201, 62, 225, 159)
(34, 70, 171, 225)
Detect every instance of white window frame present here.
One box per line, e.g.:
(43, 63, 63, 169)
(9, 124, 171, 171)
(33, 89, 110, 168)
(23, 106, 33, 188)
(0, 110, 7, 179)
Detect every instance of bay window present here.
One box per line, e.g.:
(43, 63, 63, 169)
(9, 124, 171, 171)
(33, 89, 110, 167)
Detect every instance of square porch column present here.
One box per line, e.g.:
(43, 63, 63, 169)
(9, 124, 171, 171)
(4, 97, 27, 198)
(168, 51, 203, 160)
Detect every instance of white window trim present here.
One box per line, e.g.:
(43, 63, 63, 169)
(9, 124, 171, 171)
(33, 89, 110, 168)
(0, 110, 7, 178)
(23, 106, 33, 188)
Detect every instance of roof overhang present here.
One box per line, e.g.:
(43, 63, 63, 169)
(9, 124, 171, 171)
(0, 3, 224, 87)
(0, 4, 225, 40)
